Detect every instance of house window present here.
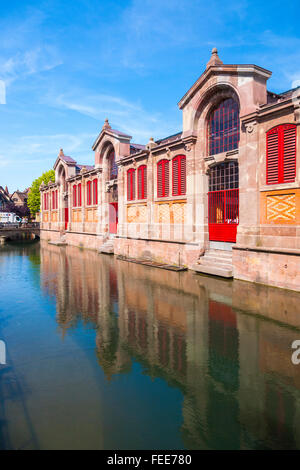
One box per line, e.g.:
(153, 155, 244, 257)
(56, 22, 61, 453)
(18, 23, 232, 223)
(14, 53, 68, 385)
(78, 183, 82, 207)
(93, 179, 98, 205)
(208, 98, 240, 155)
(157, 159, 169, 197)
(127, 169, 136, 201)
(87, 181, 92, 206)
(266, 124, 296, 184)
(172, 155, 186, 196)
(138, 165, 147, 200)
(73, 185, 77, 207)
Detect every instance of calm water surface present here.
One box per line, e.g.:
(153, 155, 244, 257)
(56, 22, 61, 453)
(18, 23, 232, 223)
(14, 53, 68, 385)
(0, 241, 300, 450)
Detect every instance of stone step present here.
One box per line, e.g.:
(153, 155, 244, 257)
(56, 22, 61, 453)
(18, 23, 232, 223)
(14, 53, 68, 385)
(192, 264, 233, 278)
(202, 254, 232, 264)
(199, 258, 233, 268)
(205, 250, 232, 259)
(99, 239, 115, 254)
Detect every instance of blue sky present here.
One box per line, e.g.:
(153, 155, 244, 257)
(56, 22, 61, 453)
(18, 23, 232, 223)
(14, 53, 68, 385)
(0, 0, 299, 191)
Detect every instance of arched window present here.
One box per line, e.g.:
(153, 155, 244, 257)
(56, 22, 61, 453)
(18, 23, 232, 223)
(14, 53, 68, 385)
(138, 165, 147, 200)
(108, 149, 118, 180)
(127, 169, 136, 201)
(157, 159, 169, 198)
(73, 185, 77, 207)
(87, 181, 92, 206)
(172, 155, 186, 196)
(93, 179, 98, 205)
(208, 98, 239, 155)
(266, 124, 296, 184)
(77, 184, 82, 207)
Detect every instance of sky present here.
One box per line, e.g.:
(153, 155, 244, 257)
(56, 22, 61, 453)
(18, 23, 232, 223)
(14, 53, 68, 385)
(0, 0, 299, 191)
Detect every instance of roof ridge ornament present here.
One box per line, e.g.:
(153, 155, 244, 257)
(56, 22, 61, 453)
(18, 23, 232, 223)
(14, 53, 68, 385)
(58, 148, 64, 157)
(103, 118, 111, 130)
(206, 47, 223, 68)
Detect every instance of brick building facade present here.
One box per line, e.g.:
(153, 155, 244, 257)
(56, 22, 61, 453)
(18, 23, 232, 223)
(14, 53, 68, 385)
(40, 49, 300, 291)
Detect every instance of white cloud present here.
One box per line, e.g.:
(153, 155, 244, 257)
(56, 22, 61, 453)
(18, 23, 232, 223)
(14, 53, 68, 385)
(43, 90, 180, 143)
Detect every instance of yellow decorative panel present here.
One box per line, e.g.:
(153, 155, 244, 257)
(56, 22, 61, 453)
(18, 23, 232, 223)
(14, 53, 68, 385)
(72, 210, 82, 223)
(43, 212, 49, 222)
(86, 208, 97, 223)
(127, 204, 147, 223)
(51, 211, 58, 222)
(172, 203, 186, 224)
(158, 204, 170, 224)
(266, 194, 296, 222)
(155, 201, 186, 224)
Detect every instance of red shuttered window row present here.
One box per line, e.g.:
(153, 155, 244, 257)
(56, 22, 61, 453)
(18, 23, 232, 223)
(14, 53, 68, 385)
(172, 155, 186, 196)
(266, 124, 297, 184)
(127, 166, 147, 201)
(73, 183, 82, 207)
(157, 156, 187, 198)
(86, 179, 98, 206)
(52, 190, 58, 210)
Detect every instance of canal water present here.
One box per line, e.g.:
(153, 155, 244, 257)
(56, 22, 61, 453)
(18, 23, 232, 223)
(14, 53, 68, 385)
(0, 241, 300, 450)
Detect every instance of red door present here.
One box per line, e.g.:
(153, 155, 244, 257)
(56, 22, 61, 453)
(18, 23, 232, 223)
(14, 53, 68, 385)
(109, 203, 118, 234)
(208, 189, 239, 243)
(64, 208, 69, 231)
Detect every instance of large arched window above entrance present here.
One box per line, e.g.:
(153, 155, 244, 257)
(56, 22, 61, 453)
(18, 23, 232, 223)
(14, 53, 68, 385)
(208, 98, 240, 155)
(108, 148, 118, 180)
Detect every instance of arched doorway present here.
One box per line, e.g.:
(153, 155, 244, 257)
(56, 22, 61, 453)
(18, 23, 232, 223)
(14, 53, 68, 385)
(207, 97, 240, 243)
(106, 148, 118, 234)
(208, 161, 239, 242)
(58, 165, 68, 231)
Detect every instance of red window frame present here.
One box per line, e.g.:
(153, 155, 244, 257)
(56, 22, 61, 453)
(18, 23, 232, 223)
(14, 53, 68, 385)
(157, 159, 169, 198)
(138, 165, 147, 200)
(73, 185, 77, 207)
(127, 168, 136, 201)
(87, 181, 92, 206)
(266, 124, 296, 184)
(93, 179, 98, 205)
(208, 98, 240, 156)
(55, 190, 58, 209)
(172, 155, 186, 196)
(78, 183, 82, 207)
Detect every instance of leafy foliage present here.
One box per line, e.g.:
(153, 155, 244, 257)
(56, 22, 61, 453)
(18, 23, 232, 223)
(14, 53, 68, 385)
(27, 170, 55, 216)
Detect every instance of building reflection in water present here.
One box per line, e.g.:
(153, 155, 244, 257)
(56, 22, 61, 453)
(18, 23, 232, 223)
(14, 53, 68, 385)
(40, 241, 300, 450)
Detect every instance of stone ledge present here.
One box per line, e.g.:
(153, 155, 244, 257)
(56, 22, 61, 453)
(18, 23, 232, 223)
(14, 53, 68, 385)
(233, 245, 300, 256)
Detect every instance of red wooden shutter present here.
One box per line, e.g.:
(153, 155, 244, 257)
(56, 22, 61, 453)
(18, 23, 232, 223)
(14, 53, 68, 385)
(73, 185, 77, 207)
(172, 157, 179, 196)
(157, 161, 163, 197)
(266, 128, 279, 184)
(93, 179, 98, 205)
(283, 124, 296, 183)
(127, 169, 135, 200)
(87, 181, 91, 205)
(180, 156, 186, 195)
(267, 124, 296, 184)
(138, 165, 147, 199)
(78, 184, 81, 207)
(158, 160, 169, 197)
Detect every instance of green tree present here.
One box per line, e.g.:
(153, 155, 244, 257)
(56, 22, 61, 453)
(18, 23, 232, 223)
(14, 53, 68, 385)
(27, 170, 55, 216)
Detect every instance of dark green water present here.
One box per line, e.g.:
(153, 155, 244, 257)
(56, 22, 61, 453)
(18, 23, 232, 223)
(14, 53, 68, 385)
(0, 241, 300, 450)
